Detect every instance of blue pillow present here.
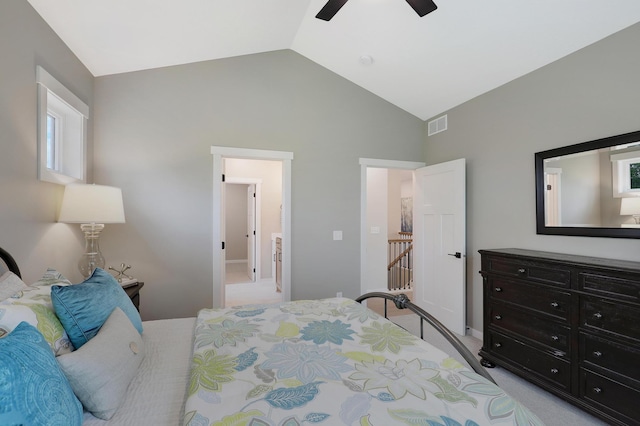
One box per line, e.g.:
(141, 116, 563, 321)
(51, 268, 143, 349)
(0, 321, 83, 425)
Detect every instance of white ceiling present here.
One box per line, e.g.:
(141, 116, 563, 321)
(27, 0, 640, 121)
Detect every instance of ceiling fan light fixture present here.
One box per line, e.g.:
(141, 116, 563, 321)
(315, 0, 349, 21)
(405, 0, 438, 17)
(316, 0, 437, 21)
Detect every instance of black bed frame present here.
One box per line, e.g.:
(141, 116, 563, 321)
(0, 246, 21, 278)
(356, 292, 496, 384)
(0, 246, 494, 383)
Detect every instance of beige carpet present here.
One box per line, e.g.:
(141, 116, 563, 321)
(225, 262, 252, 285)
(225, 280, 282, 307)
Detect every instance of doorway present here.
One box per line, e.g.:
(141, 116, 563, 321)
(359, 158, 425, 296)
(360, 157, 468, 336)
(211, 146, 293, 309)
(224, 181, 258, 285)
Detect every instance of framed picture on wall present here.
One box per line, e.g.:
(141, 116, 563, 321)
(401, 197, 413, 233)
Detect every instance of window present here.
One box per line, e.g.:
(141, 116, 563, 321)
(611, 148, 640, 197)
(631, 162, 640, 190)
(37, 66, 89, 184)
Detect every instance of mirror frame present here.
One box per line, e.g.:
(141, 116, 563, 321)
(535, 130, 640, 239)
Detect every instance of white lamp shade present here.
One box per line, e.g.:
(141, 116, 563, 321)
(58, 184, 125, 223)
(620, 197, 640, 215)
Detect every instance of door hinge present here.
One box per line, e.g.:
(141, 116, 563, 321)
(547, 184, 552, 190)
(222, 241, 225, 250)
(222, 174, 225, 182)
(253, 230, 256, 235)
(253, 268, 256, 273)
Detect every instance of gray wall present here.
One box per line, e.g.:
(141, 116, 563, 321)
(424, 23, 640, 333)
(93, 50, 424, 320)
(0, 1, 94, 284)
(550, 154, 602, 226)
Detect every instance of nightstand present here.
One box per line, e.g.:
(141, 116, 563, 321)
(124, 282, 144, 311)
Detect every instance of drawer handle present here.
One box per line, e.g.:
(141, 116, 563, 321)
(593, 351, 602, 358)
(551, 335, 559, 341)
(550, 301, 559, 308)
(593, 387, 602, 394)
(494, 315, 502, 320)
(593, 312, 603, 319)
(517, 268, 526, 274)
(494, 343, 502, 348)
(494, 287, 503, 292)
(550, 368, 559, 375)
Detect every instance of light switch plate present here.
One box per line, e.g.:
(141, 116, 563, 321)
(333, 230, 343, 240)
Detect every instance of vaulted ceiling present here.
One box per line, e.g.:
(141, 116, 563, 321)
(27, 0, 640, 120)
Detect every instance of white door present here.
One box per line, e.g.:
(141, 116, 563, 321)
(544, 168, 562, 226)
(247, 184, 256, 281)
(413, 158, 466, 336)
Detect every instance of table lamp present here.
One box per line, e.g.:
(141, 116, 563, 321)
(620, 197, 640, 225)
(58, 184, 125, 278)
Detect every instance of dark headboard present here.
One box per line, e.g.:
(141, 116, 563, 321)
(0, 247, 21, 278)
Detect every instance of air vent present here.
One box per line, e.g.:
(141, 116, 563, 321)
(427, 115, 448, 136)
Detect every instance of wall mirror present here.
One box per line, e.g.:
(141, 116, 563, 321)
(535, 130, 640, 238)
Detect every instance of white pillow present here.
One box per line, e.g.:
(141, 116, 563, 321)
(0, 271, 28, 301)
(56, 307, 145, 420)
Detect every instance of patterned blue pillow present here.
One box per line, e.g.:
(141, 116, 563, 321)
(0, 321, 83, 425)
(51, 268, 143, 349)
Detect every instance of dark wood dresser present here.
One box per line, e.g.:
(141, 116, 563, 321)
(479, 248, 640, 426)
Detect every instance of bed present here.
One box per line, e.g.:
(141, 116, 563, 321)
(0, 246, 544, 425)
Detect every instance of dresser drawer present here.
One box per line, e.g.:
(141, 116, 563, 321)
(483, 256, 571, 288)
(581, 296, 640, 341)
(488, 277, 571, 322)
(487, 330, 571, 390)
(579, 272, 640, 303)
(489, 304, 570, 355)
(580, 332, 640, 380)
(580, 369, 640, 424)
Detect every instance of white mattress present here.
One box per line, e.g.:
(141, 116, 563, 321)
(82, 317, 196, 425)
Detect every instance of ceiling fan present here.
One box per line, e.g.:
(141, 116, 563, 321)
(316, 0, 437, 21)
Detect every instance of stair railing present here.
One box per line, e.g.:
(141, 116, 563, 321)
(387, 233, 413, 290)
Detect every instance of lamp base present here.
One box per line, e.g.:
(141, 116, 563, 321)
(79, 223, 105, 278)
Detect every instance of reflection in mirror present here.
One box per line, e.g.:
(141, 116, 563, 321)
(535, 130, 640, 238)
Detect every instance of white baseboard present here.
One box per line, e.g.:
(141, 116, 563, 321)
(226, 259, 248, 264)
(467, 327, 483, 340)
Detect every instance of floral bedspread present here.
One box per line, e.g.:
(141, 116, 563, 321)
(183, 298, 543, 426)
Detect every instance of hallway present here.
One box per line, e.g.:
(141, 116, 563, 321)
(225, 261, 281, 307)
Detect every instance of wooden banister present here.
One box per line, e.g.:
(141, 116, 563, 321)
(388, 244, 413, 270)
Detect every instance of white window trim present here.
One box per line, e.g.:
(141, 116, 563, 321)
(611, 149, 640, 197)
(36, 66, 89, 185)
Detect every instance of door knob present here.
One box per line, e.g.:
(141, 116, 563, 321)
(447, 252, 462, 259)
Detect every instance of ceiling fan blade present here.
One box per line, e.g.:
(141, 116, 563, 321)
(315, 0, 349, 21)
(405, 0, 437, 17)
